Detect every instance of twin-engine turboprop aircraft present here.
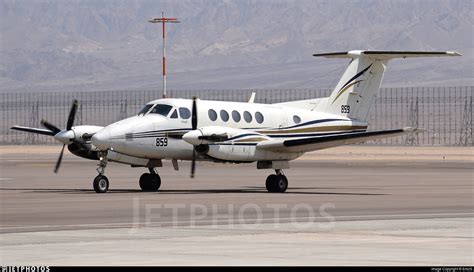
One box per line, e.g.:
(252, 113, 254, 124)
(12, 50, 460, 193)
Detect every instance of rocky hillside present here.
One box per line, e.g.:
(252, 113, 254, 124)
(0, 0, 472, 92)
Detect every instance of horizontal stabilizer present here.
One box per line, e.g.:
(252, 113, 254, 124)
(11, 125, 55, 136)
(313, 50, 461, 59)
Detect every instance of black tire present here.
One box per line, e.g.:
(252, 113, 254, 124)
(273, 174, 288, 193)
(139, 173, 161, 191)
(93, 175, 109, 193)
(266, 174, 288, 193)
(265, 174, 277, 192)
(148, 174, 161, 191)
(139, 173, 151, 191)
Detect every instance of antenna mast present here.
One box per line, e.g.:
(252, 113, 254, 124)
(149, 12, 180, 98)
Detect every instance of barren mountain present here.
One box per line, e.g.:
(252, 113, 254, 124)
(0, 0, 472, 92)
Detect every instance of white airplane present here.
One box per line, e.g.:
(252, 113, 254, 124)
(12, 50, 460, 193)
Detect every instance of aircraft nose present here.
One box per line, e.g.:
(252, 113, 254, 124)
(91, 128, 111, 150)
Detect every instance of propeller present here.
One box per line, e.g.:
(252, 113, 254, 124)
(190, 96, 198, 178)
(54, 144, 66, 173)
(40, 99, 79, 173)
(40, 120, 61, 134)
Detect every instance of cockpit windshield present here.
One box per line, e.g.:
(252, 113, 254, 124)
(138, 104, 153, 116)
(149, 104, 173, 116)
(138, 104, 173, 117)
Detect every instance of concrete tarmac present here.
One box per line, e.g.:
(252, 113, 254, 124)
(0, 146, 472, 265)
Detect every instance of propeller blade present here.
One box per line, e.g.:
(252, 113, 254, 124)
(191, 96, 197, 130)
(10, 126, 55, 136)
(41, 119, 61, 134)
(67, 99, 78, 130)
(190, 149, 196, 178)
(54, 144, 66, 173)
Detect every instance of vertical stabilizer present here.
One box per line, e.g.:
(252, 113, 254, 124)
(312, 50, 461, 122)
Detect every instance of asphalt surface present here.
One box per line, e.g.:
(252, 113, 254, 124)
(1, 147, 472, 233)
(0, 147, 472, 265)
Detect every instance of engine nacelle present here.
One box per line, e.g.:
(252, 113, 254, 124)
(182, 126, 267, 146)
(71, 125, 104, 142)
(54, 125, 104, 145)
(183, 126, 300, 162)
(64, 126, 103, 160)
(68, 142, 99, 160)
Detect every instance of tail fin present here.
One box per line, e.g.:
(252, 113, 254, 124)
(314, 50, 461, 122)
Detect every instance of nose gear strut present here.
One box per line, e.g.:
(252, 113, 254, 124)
(93, 151, 109, 193)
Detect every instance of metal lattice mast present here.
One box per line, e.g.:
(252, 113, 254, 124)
(459, 95, 472, 146)
(149, 12, 180, 99)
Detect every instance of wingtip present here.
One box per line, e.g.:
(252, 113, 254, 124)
(403, 127, 426, 133)
(445, 51, 462, 56)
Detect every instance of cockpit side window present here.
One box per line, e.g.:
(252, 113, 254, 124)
(138, 104, 153, 116)
(149, 104, 173, 116)
(170, 109, 178, 119)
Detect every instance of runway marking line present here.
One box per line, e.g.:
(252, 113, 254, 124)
(0, 212, 472, 232)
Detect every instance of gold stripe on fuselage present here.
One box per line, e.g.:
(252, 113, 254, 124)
(233, 137, 269, 143)
(257, 125, 368, 134)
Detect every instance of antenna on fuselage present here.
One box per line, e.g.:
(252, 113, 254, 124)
(149, 11, 180, 99)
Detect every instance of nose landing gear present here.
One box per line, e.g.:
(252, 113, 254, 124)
(93, 151, 109, 193)
(265, 169, 288, 193)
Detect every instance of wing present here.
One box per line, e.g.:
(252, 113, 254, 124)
(11, 125, 55, 136)
(257, 127, 421, 153)
(313, 51, 461, 59)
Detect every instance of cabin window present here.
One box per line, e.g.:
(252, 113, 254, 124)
(255, 111, 264, 124)
(208, 109, 218, 121)
(243, 111, 252, 123)
(137, 104, 153, 116)
(232, 110, 241, 122)
(170, 109, 178, 119)
(149, 104, 173, 116)
(293, 115, 301, 124)
(179, 107, 191, 119)
(220, 110, 229, 122)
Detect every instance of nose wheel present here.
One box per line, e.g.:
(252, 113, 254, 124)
(139, 168, 161, 191)
(93, 151, 109, 193)
(93, 174, 109, 193)
(265, 170, 288, 193)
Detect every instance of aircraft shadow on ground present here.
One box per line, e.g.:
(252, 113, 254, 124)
(0, 188, 388, 196)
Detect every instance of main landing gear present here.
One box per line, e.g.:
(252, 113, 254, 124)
(139, 168, 161, 192)
(265, 170, 288, 193)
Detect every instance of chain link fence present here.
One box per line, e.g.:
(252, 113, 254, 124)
(1, 86, 472, 146)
